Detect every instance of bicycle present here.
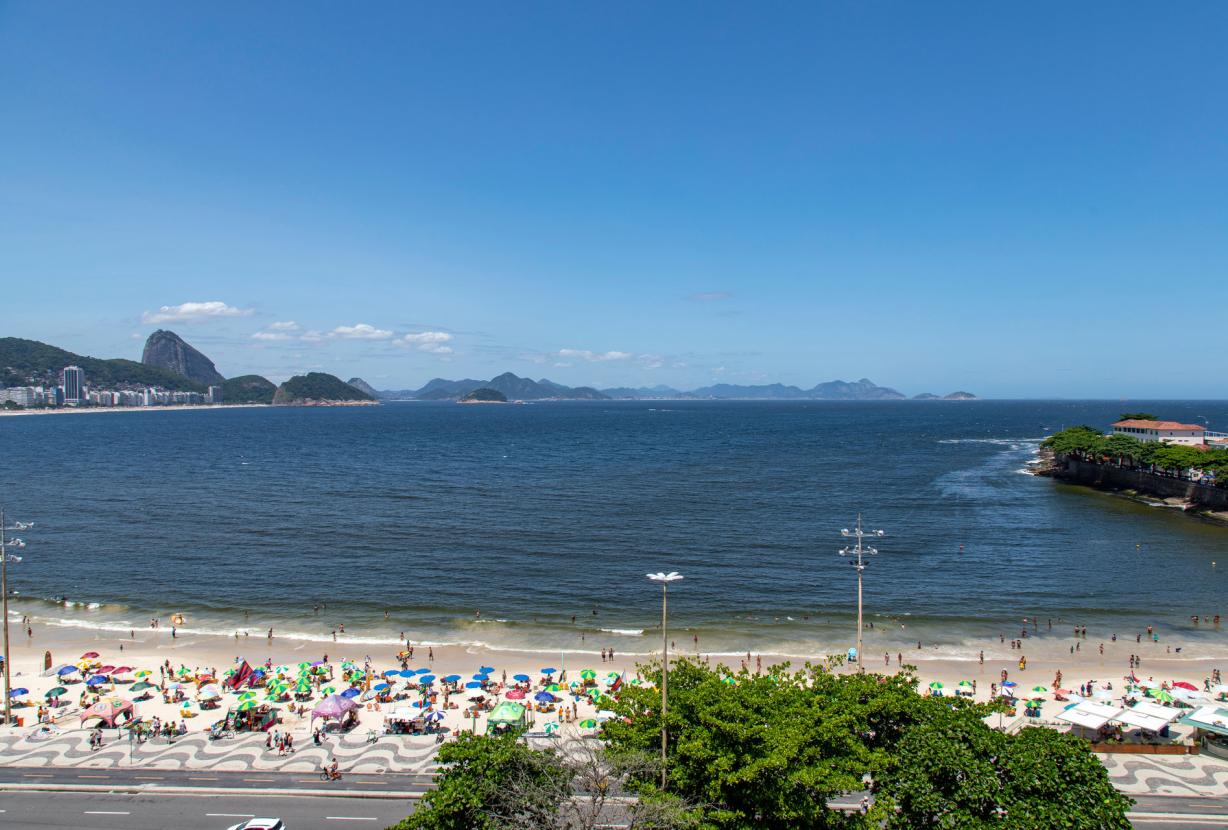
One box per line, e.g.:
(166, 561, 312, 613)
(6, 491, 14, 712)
(320, 766, 343, 782)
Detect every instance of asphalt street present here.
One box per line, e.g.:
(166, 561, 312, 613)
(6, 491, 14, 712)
(0, 764, 433, 795)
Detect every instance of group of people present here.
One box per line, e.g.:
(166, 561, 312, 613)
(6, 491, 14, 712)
(265, 728, 295, 755)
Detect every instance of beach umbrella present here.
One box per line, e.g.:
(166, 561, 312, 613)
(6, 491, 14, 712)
(236, 699, 260, 711)
(443, 675, 461, 683)
(422, 710, 444, 723)
(543, 721, 559, 734)
(587, 688, 603, 699)
(513, 674, 530, 682)
(607, 671, 620, 679)
(1153, 689, 1175, 703)
(465, 682, 483, 689)
(112, 666, 132, 675)
(238, 691, 256, 701)
(374, 683, 391, 691)
(418, 675, 436, 684)
(545, 684, 562, 692)
(86, 676, 107, 686)
(540, 668, 556, 675)
(507, 689, 526, 700)
(81, 652, 100, 659)
(129, 681, 155, 692)
(320, 686, 336, 695)
(534, 691, 558, 703)
(341, 661, 357, 670)
(295, 680, 312, 694)
(297, 662, 311, 670)
(383, 669, 400, 677)
(1173, 681, 1198, 691)
(578, 719, 598, 729)
(42, 663, 74, 678)
(98, 665, 116, 674)
(1001, 680, 1017, 688)
(398, 670, 415, 678)
(199, 685, 221, 699)
(479, 666, 494, 674)
(45, 686, 68, 698)
(1030, 686, 1050, 694)
(8, 688, 28, 697)
(580, 669, 597, 680)
(177, 666, 192, 676)
(928, 681, 944, 690)
(629, 679, 643, 686)
(471, 673, 489, 681)
(56, 666, 77, 677)
(340, 688, 360, 699)
(721, 676, 737, 685)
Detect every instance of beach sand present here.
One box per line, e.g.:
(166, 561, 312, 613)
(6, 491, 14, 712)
(2, 613, 1224, 746)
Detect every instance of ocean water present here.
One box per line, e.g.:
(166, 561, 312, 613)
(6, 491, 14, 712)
(3, 400, 1227, 659)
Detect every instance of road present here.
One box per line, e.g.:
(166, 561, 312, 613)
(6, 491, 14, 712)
(0, 764, 433, 795)
(0, 791, 413, 829)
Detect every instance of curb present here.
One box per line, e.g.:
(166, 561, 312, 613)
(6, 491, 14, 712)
(0, 782, 424, 799)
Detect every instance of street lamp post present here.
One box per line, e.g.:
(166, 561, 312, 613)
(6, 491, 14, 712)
(1, 509, 33, 726)
(647, 571, 682, 790)
(840, 515, 883, 673)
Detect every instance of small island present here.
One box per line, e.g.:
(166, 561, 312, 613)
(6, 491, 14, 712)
(458, 387, 508, 404)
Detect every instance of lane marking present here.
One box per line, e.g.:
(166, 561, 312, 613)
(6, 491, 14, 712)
(84, 811, 131, 815)
(78, 774, 110, 779)
(134, 775, 164, 780)
(326, 819, 378, 822)
(242, 777, 275, 782)
(189, 776, 219, 780)
(21, 773, 52, 778)
(207, 814, 255, 818)
(1129, 813, 1228, 825)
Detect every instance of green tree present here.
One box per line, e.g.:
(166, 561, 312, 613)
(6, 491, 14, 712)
(1100, 434, 1144, 465)
(1118, 412, 1157, 421)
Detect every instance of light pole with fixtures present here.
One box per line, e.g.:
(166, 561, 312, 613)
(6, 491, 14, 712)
(647, 571, 682, 789)
(840, 515, 883, 673)
(1, 509, 33, 726)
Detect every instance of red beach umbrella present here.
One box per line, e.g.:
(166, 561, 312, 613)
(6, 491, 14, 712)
(1172, 681, 1198, 691)
(98, 666, 116, 674)
(81, 652, 100, 659)
(506, 688, 526, 699)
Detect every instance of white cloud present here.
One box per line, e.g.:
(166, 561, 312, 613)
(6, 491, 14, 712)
(688, 291, 733, 302)
(398, 331, 454, 354)
(639, 354, 665, 369)
(558, 348, 633, 362)
(330, 323, 393, 340)
(142, 301, 254, 324)
(251, 321, 301, 341)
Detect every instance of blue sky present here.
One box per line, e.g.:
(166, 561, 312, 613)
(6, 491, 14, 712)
(2, 3, 1226, 396)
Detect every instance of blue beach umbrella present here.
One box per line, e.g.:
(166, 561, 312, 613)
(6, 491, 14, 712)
(534, 691, 557, 703)
(1002, 680, 1017, 688)
(340, 688, 360, 699)
(465, 681, 483, 689)
(383, 669, 399, 677)
(540, 668, 556, 675)
(56, 666, 77, 676)
(479, 666, 494, 674)
(422, 710, 444, 722)
(398, 669, 415, 678)
(8, 688, 28, 697)
(86, 676, 107, 686)
(513, 674, 530, 682)
(418, 675, 436, 684)
(443, 674, 461, 683)
(472, 673, 489, 681)
(373, 683, 390, 691)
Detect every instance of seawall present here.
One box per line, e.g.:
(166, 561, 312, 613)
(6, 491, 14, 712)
(1046, 455, 1228, 513)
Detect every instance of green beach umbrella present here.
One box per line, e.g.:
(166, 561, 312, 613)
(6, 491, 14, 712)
(721, 676, 737, 685)
(578, 719, 598, 729)
(957, 680, 974, 688)
(1031, 686, 1050, 694)
(545, 684, 561, 692)
(579, 669, 597, 680)
(297, 662, 311, 670)
(629, 679, 642, 686)
(1153, 689, 1175, 703)
(928, 681, 944, 690)
(45, 686, 68, 698)
(237, 691, 256, 701)
(236, 699, 260, 711)
(130, 681, 156, 692)
(543, 721, 560, 734)
(321, 686, 336, 695)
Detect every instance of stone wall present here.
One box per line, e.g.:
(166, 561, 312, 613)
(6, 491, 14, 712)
(1051, 456, 1228, 511)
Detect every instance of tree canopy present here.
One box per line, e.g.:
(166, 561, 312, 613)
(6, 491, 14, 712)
(1042, 426, 1228, 486)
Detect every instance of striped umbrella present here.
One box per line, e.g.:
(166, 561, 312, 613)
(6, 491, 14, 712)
(543, 721, 560, 734)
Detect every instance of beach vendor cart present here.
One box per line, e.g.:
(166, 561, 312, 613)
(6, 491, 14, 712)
(219, 702, 278, 733)
(486, 701, 527, 735)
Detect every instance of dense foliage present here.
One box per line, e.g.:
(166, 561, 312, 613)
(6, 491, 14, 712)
(221, 374, 277, 404)
(273, 371, 376, 403)
(603, 660, 1129, 829)
(0, 336, 204, 391)
(460, 387, 508, 402)
(1042, 426, 1228, 486)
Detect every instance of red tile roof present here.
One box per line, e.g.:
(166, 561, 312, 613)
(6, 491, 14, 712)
(1113, 419, 1204, 431)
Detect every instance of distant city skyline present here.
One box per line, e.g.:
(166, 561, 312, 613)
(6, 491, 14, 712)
(3, 4, 1227, 397)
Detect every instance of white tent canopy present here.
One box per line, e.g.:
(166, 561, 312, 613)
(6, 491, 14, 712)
(1056, 701, 1121, 730)
(1115, 708, 1170, 732)
(1129, 701, 1182, 723)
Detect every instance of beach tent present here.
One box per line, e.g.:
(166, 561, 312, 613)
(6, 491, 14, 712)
(311, 693, 360, 724)
(1115, 705, 1172, 733)
(80, 697, 134, 727)
(1179, 705, 1228, 737)
(1130, 701, 1183, 723)
(1055, 701, 1121, 730)
(485, 701, 527, 734)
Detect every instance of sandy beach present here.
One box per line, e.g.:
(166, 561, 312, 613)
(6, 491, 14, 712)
(3, 610, 1224, 749)
(0, 403, 272, 418)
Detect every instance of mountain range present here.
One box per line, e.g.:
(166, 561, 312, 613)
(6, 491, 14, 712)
(375, 375, 975, 401)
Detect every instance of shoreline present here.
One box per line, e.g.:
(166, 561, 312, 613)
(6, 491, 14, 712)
(0, 401, 378, 418)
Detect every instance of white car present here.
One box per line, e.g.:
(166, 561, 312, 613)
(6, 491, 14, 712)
(226, 820, 285, 830)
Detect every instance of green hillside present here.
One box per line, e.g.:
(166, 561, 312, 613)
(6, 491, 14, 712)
(221, 374, 277, 404)
(273, 372, 376, 404)
(0, 337, 205, 391)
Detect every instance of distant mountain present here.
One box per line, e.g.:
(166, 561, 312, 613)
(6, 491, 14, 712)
(273, 372, 377, 405)
(0, 336, 205, 392)
(141, 330, 225, 386)
(460, 387, 507, 403)
(222, 374, 277, 404)
(392, 372, 609, 401)
(808, 378, 905, 400)
(687, 383, 809, 399)
(346, 377, 379, 397)
(602, 385, 683, 399)
(913, 393, 942, 400)
(943, 391, 978, 400)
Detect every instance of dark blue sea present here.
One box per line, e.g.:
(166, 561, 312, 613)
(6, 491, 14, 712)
(3, 400, 1227, 659)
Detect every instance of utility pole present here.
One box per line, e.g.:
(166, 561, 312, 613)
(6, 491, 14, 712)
(1, 509, 32, 726)
(647, 571, 682, 790)
(840, 515, 883, 673)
